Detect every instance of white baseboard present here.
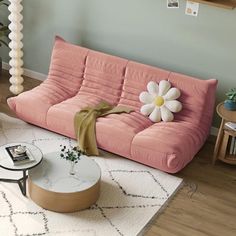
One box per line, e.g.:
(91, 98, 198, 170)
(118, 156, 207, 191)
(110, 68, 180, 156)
(2, 61, 47, 81)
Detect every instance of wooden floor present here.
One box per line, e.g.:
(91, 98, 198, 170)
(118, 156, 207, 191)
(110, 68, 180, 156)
(0, 70, 236, 236)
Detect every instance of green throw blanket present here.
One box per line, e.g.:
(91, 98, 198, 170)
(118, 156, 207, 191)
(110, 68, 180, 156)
(74, 101, 133, 156)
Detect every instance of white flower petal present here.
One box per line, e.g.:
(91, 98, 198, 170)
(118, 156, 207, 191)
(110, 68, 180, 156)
(161, 106, 174, 122)
(147, 81, 159, 95)
(149, 107, 161, 123)
(159, 80, 171, 96)
(163, 88, 181, 100)
(165, 100, 182, 113)
(139, 92, 154, 104)
(140, 104, 155, 116)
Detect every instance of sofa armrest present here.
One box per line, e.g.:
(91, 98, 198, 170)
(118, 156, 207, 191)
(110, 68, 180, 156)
(7, 77, 81, 127)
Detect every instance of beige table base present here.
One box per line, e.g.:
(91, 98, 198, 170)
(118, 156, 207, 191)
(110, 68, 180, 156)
(28, 178, 100, 213)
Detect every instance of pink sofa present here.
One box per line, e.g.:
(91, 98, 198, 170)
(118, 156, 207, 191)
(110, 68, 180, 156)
(7, 37, 217, 173)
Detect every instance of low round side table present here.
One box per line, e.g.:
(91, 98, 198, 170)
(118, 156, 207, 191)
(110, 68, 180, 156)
(28, 152, 101, 213)
(213, 102, 236, 164)
(0, 142, 43, 196)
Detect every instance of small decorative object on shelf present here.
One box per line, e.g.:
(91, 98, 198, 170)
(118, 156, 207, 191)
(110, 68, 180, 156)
(60, 145, 86, 175)
(224, 88, 236, 111)
(225, 122, 236, 131)
(213, 102, 236, 165)
(225, 122, 236, 155)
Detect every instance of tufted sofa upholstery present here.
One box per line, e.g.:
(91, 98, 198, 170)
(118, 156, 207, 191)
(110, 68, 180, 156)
(7, 37, 217, 173)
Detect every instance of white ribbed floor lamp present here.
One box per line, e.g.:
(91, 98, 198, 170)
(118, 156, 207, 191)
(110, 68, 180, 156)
(8, 0, 24, 95)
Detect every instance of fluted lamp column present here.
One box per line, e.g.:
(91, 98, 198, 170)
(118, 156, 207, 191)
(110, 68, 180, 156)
(8, 0, 24, 95)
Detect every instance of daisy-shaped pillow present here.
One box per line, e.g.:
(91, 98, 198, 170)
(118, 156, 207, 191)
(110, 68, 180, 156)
(139, 80, 182, 122)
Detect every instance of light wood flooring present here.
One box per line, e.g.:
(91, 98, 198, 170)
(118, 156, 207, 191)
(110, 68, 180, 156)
(0, 70, 236, 236)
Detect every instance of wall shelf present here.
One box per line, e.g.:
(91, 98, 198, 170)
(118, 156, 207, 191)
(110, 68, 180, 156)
(192, 0, 236, 9)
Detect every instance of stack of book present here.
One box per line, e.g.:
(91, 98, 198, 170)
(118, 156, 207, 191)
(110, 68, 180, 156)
(225, 122, 236, 155)
(5, 144, 35, 166)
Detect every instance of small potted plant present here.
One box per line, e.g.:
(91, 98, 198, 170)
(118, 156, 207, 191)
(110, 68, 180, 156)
(0, 0, 10, 78)
(224, 88, 236, 111)
(60, 145, 86, 175)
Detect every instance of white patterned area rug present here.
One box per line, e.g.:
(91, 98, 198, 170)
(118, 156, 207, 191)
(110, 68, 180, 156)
(0, 113, 183, 236)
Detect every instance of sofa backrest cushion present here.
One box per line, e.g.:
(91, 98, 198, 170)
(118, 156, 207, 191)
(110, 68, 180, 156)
(47, 37, 217, 135)
(118, 61, 217, 134)
(168, 72, 217, 133)
(48, 36, 89, 96)
(78, 50, 128, 105)
(119, 61, 171, 110)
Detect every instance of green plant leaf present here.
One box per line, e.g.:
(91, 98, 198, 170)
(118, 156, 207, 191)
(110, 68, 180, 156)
(226, 88, 236, 101)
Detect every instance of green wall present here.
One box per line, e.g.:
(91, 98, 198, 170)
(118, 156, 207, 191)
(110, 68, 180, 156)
(1, 0, 236, 126)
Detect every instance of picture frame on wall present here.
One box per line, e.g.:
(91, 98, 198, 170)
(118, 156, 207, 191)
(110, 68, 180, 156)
(167, 0, 179, 8)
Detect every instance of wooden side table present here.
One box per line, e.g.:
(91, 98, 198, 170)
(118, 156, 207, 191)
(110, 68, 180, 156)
(213, 102, 236, 164)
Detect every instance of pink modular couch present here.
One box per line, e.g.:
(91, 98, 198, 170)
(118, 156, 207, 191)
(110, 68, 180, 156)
(7, 37, 217, 173)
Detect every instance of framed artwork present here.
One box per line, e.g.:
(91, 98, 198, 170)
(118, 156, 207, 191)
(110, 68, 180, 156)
(167, 0, 180, 8)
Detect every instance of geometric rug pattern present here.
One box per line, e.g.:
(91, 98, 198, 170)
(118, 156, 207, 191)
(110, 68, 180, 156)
(0, 113, 182, 236)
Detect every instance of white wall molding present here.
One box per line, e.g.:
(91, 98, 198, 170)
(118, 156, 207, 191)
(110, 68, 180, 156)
(2, 61, 47, 81)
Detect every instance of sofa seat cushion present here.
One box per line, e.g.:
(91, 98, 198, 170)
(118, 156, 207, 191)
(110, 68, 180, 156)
(46, 93, 152, 157)
(96, 112, 152, 157)
(46, 93, 104, 137)
(7, 79, 77, 127)
(131, 121, 205, 173)
(47, 93, 152, 157)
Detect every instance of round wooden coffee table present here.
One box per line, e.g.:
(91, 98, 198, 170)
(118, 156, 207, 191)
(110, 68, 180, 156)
(28, 152, 101, 213)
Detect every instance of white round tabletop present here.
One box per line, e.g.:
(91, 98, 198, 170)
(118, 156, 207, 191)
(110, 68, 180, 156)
(28, 152, 101, 193)
(0, 142, 43, 171)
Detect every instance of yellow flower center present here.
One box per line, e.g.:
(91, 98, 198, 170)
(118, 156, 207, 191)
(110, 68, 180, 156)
(154, 96, 164, 107)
